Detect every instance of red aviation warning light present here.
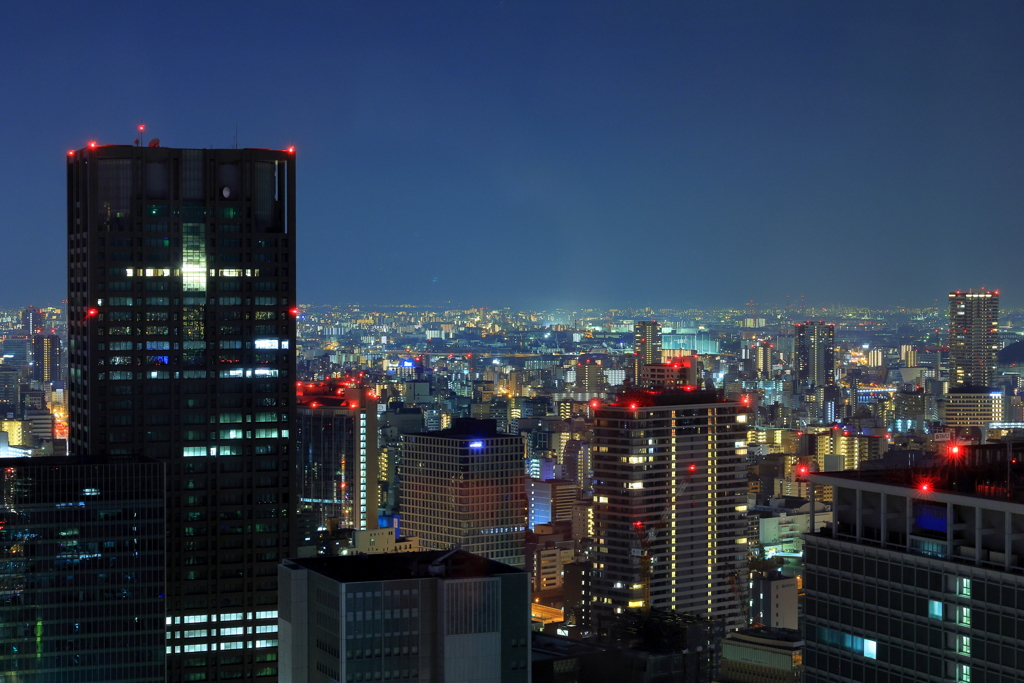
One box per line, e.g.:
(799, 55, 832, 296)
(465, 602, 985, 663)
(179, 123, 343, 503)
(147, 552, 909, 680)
(633, 521, 645, 530)
(286, 146, 295, 153)
(590, 399, 601, 409)
(920, 482, 931, 493)
(689, 464, 697, 473)
(289, 307, 300, 316)
(88, 141, 97, 148)
(949, 445, 960, 456)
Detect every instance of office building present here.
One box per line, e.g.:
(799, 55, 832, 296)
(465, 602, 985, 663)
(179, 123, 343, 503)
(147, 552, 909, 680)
(795, 322, 835, 388)
(0, 368, 18, 413)
(66, 143, 297, 681)
(278, 550, 531, 683)
(590, 390, 749, 628)
(948, 289, 999, 389)
(526, 522, 575, 592)
(939, 388, 1010, 429)
(720, 627, 804, 683)
(804, 453, 1024, 683)
(400, 418, 526, 568)
(527, 478, 576, 529)
(750, 571, 799, 630)
(632, 321, 662, 384)
(296, 381, 381, 543)
(21, 305, 43, 336)
(0, 455, 165, 682)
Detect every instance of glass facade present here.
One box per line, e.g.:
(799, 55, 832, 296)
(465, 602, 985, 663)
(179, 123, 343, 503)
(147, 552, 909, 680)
(0, 456, 164, 682)
(67, 145, 297, 681)
(296, 387, 380, 539)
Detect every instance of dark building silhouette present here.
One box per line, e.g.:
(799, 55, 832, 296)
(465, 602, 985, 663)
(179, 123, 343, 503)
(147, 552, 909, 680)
(795, 321, 835, 388)
(295, 381, 381, 543)
(0, 455, 164, 681)
(66, 143, 297, 681)
(279, 550, 531, 683)
(21, 306, 43, 336)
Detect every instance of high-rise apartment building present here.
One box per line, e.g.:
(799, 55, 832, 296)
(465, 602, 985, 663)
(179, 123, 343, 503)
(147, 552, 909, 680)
(278, 550, 531, 683)
(948, 289, 999, 389)
(751, 340, 774, 379)
(805, 456, 1024, 683)
(296, 381, 380, 540)
(31, 333, 62, 383)
(66, 143, 297, 681)
(0, 455, 165, 682)
(590, 390, 749, 628)
(795, 321, 835, 388)
(633, 321, 662, 384)
(400, 418, 526, 568)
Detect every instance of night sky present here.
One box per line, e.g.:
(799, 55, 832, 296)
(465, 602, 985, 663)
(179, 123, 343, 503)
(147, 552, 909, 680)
(2, 2, 1022, 311)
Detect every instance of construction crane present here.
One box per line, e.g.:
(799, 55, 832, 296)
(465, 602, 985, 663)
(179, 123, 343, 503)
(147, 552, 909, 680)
(725, 561, 753, 627)
(631, 463, 698, 613)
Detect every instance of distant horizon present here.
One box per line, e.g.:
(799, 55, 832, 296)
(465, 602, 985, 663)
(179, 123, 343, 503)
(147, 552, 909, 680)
(7, 294, 1022, 315)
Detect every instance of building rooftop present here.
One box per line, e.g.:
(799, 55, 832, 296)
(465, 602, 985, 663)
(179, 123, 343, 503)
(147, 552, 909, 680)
(407, 417, 504, 438)
(605, 388, 730, 409)
(726, 626, 804, 649)
(531, 632, 605, 662)
(282, 549, 524, 583)
(810, 445, 1024, 503)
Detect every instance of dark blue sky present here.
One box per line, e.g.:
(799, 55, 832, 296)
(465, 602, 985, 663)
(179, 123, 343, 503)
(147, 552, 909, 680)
(2, 2, 1022, 310)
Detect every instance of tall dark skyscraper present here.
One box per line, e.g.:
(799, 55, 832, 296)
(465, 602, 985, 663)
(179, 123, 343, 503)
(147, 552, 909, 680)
(67, 143, 297, 681)
(795, 321, 835, 388)
(948, 289, 999, 389)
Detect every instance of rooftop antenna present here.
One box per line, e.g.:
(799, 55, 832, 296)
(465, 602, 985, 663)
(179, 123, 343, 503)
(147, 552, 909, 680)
(137, 121, 146, 147)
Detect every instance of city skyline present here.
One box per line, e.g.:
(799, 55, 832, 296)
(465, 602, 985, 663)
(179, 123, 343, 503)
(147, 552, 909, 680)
(3, 2, 1024, 310)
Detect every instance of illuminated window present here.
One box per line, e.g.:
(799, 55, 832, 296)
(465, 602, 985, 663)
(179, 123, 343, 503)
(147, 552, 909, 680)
(928, 600, 943, 620)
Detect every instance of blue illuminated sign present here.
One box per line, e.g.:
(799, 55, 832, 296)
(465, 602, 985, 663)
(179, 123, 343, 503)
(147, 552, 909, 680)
(469, 441, 484, 448)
